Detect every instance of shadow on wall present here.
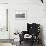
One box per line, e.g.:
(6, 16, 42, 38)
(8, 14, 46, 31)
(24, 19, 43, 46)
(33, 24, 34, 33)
(40, 25, 45, 46)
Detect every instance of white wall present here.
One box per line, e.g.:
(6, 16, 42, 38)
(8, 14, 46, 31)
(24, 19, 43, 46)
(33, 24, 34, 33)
(0, 4, 9, 39)
(0, 0, 8, 3)
(8, 0, 46, 42)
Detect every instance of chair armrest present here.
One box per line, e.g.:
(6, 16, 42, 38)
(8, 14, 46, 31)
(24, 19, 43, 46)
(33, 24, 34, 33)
(22, 31, 28, 35)
(19, 31, 27, 41)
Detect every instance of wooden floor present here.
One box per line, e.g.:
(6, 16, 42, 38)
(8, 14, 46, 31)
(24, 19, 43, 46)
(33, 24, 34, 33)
(0, 39, 14, 43)
(19, 41, 43, 46)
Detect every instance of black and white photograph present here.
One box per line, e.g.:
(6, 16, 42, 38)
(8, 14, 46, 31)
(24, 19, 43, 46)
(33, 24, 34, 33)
(0, 0, 46, 46)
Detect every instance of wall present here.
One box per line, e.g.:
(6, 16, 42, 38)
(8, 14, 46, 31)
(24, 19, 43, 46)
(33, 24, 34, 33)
(0, 4, 9, 39)
(8, 0, 45, 44)
(0, 1, 12, 46)
(0, 0, 8, 3)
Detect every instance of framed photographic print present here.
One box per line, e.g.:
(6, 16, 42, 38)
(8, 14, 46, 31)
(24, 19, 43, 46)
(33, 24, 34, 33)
(15, 10, 27, 19)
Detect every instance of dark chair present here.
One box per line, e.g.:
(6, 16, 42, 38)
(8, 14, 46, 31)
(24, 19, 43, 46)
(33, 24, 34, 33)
(19, 23, 40, 46)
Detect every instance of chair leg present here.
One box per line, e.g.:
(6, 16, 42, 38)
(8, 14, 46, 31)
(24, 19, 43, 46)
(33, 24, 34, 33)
(20, 41, 21, 45)
(30, 41, 34, 46)
(30, 39, 34, 46)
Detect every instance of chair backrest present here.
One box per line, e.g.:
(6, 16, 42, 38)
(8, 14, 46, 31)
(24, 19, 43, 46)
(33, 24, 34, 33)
(27, 23, 40, 35)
